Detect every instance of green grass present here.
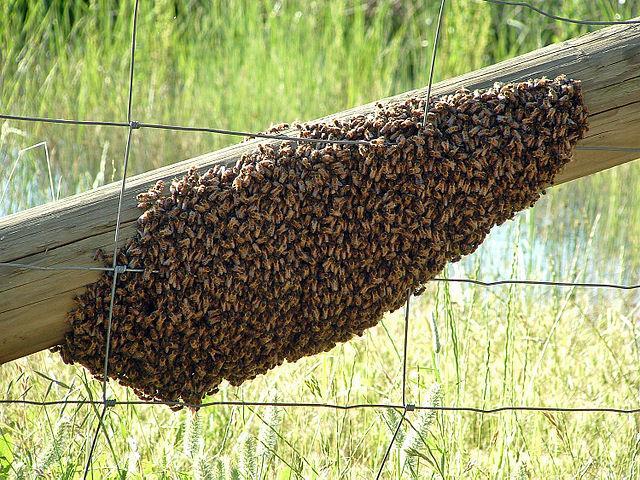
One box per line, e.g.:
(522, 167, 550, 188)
(1, 0, 640, 478)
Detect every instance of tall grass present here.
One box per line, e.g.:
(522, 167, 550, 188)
(1, 0, 639, 478)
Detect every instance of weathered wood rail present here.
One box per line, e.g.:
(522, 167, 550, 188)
(1, 21, 639, 364)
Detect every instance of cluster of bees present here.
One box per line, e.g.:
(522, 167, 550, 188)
(56, 76, 588, 407)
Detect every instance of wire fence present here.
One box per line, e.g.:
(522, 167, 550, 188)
(0, 0, 639, 477)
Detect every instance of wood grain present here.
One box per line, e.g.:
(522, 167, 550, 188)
(1, 21, 639, 364)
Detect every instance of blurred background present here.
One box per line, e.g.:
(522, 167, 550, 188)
(1, 1, 639, 478)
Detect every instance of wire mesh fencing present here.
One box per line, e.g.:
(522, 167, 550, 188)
(0, 0, 639, 477)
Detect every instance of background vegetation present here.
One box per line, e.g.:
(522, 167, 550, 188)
(1, 0, 639, 478)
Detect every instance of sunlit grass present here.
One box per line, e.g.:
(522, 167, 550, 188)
(1, 0, 639, 478)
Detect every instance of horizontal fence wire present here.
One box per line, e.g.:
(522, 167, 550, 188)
(138, 121, 370, 145)
(3, 398, 640, 415)
(0, 261, 146, 273)
(0, 113, 129, 127)
(481, 0, 640, 25)
(1, 262, 637, 289)
(431, 277, 640, 289)
(1, 260, 637, 289)
(1, 0, 640, 477)
(2, 113, 640, 152)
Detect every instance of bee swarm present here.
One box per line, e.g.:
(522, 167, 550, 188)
(56, 76, 588, 407)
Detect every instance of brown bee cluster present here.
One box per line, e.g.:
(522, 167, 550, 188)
(57, 76, 588, 407)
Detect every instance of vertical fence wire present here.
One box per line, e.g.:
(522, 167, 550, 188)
(82, 1, 140, 477)
(384, 0, 448, 474)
